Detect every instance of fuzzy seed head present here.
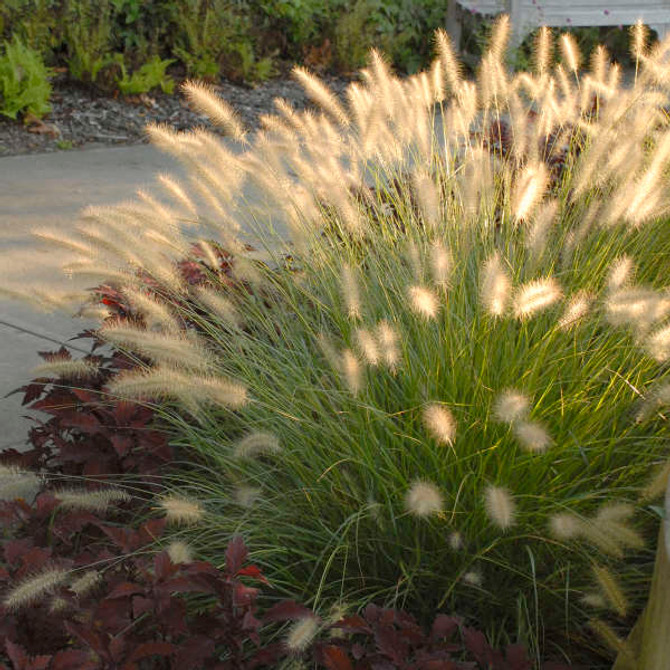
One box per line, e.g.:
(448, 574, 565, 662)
(607, 256, 634, 293)
(423, 404, 457, 445)
(286, 616, 319, 653)
(341, 349, 362, 395)
(158, 495, 204, 526)
(481, 253, 511, 317)
(514, 420, 552, 453)
(548, 512, 582, 540)
(234, 432, 281, 460)
(513, 278, 563, 319)
(592, 565, 628, 617)
(341, 264, 361, 320)
(3, 567, 69, 610)
(182, 80, 246, 141)
(430, 242, 452, 286)
(32, 358, 99, 380)
(558, 291, 592, 330)
(70, 570, 101, 597)
(234, 485, 261, 508)
(0, 465, 42, 502)
(647, 323, 670, 362)
(560, 33, 581, 73)
(494, 389, 530, 424)
(405, 481, 443, 517)
(448, 531, 463, 550)
(582, 593, 607, 609)
(356, 328, 380, 366)
(408, 285, 439, 319)
(376, 320, 400, 370)
(55, 487, 131, 513)
(484, 485, 516, 530)
(463, 570, 483, 586)
(167, 540, 193, 565)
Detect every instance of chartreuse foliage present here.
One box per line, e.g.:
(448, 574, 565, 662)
(0, 35, 51, 118)
(5, 17, 670, 663)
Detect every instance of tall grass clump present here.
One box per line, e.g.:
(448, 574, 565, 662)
(6, 16, 670, 654)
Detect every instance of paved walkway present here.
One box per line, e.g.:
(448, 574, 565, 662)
(0, 145, 184, 450)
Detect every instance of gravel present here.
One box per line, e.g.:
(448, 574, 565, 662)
(0, 75, 352, 157)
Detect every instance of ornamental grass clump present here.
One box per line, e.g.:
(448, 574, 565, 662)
(5, 16, 670, 655)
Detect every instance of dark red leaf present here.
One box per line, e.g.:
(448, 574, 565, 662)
(332, 615, 372, 634)
(51, 649, 98, 670)
(127, 641, 177, 662)
(505, 644, 532, 670)
(321, 645, 354, 670)
(430, 615, 459, 642)
(224, 535, 247, 575)
(106, 582, 144, 599)
(110, 434, 133, 457)
(236, 564, 268, 583)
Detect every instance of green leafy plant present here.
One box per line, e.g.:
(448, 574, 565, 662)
(113, 53, 175, 94)
(63, 0, 115, 84)
(0, 35, 51, 119)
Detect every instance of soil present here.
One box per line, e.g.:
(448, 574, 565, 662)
(0, 74, 352, 157)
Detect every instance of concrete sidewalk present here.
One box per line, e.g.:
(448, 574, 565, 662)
(0, 145, 184, 450)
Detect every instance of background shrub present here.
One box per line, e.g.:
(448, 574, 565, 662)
(0, 36, 51, 118)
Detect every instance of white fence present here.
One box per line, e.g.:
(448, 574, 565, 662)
(447, 0, 670, 47)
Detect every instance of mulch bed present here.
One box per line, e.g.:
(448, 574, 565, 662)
(0, 74, 352, 157)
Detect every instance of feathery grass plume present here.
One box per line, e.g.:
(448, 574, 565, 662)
(513, 162, 548, 223)
(590, 45, 609, 84)
(123, 288, 179, 332)
(167, 540, 193, 565)
(463, 570, 483, 586)
(355, 328, 380, 366)
(640, 460, 670, 501)
(405, 481, 443, 517)
(234, 432, 281, 460)
(589, 619, 629, 656)
(69, 570, 101, 597)
(548, 512, 582, 540)
(605, 287, 669, 332)
(194, 287, 240, 328)
(376, 320, 400, 371)
(31, 228, 93, 257)
(181, 80, 246, 142)
(646, 323, 670, 362)
(413, 171, 439, 230)
(533, 26, 553, 76)
(341, 349, 362, 395)
(558, 291, 593, 330)
(449, 532, 463, 550)
(607, 255, 634, 293)
(145, 122, 182, 154)
(341, 264, 362, 320)
(525, 199, 557, 259)
(55, 487, 130, 513)
(487, 14, 510, 66)
(99, 323, 211, 371)
(630, 20, 649, 62)
(480, 253, 511, 317)
(32, 358, 99, 380)
(234, 485, 261, 508)
(513, 420, 552, 453)
(158, 495, 204, 526)
(592, 565, 628, 617)
(285, 616, 319, 653)
(157, 174, 198, 217)
(582, 593, 607, 609)
(0, 465, 42, 502)
(578, 519, 626, 559)
(292, 66, 349, 126)
(513, 278, 563, 320)
(434, 28, 462, 94)
(559, 33, 581, 73)
(635, 382, 670, 423)
(3, 567, 69, 610)
(423, 404, 457, 446)
(494, 389, 530, 424)
(429, 242, 452, 286)
(484, 485, 516, 530)
(408, 285, 439, 319)
(430, 59, 445, 102)
(108, 367, 248, 410)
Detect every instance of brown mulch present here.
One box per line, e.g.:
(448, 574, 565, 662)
(0, 74, 352, 157)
